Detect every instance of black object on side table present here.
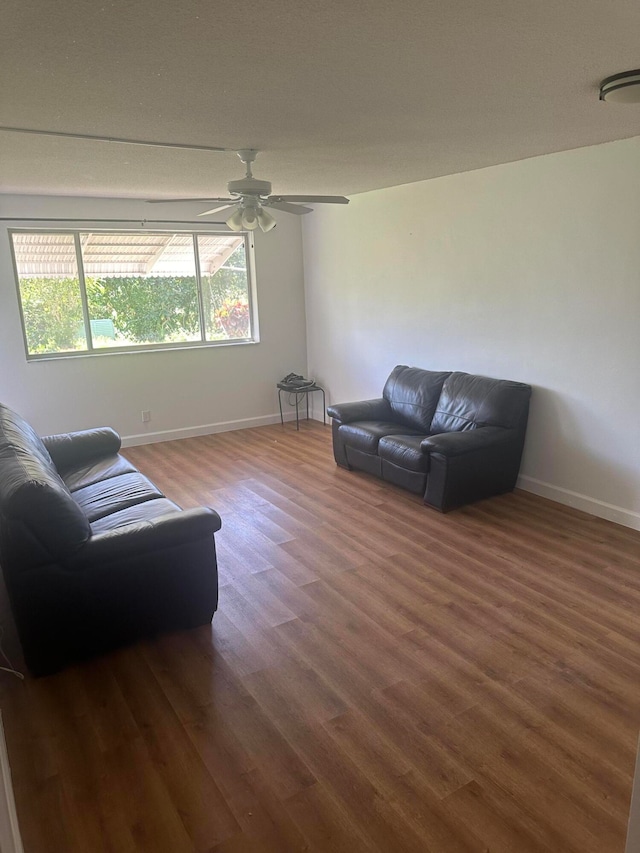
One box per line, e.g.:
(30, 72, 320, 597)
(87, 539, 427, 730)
(277, 382, 326, 430)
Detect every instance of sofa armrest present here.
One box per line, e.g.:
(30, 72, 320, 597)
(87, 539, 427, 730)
(420, 426, 510, 456)
(43, 428, 122, 472)
(327, 398, 392, 423)
(421, 426, 524, 512)
(65, 506, 222, 568)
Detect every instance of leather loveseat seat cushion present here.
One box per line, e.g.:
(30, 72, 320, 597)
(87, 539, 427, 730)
(72, 472, 164, 522)
(378, 434, 430, 473)
(338, 421, 423, 454)
(90, 497, 183, 534)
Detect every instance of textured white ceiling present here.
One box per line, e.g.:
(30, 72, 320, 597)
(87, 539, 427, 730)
(1, 0, 639, 201)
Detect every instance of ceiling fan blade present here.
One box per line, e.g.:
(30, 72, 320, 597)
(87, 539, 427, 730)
(146, 197, 236, 204)
(0, 125, 231, 152)
(198, 203, 237, 216)
(271, 195, 349, 205)
(266, 201, 313, 215)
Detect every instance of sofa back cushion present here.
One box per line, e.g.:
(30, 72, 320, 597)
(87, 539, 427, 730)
(0, 403, 56, 473)
(0, 404, 91, 562)
(382, 366, 451, 432)
(430, 372, 532, 434)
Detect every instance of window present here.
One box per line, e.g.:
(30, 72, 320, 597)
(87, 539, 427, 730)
(10, 229, 257, 358)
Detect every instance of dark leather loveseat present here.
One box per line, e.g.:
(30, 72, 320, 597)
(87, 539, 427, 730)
(327, 366, 531, 512)
(0, 403, 221, 676)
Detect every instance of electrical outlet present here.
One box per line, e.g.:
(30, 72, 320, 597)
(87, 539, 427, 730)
(141, 410, 151, 423)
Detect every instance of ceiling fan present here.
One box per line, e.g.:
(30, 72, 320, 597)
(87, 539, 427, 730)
(147, 148, 349, 232)
(0, 127, 350, 233)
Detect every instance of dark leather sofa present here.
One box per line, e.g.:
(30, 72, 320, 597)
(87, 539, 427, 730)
(327, 366, 531, 512)
(0, 403, 221, 676)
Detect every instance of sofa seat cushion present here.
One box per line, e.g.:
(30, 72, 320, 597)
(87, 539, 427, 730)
(90, 497, 182, 534)
(73, 472, 164, 522)
(378, 435, 430, 473)
(338, 421, 423, 454)
(64, 454, 138, 492)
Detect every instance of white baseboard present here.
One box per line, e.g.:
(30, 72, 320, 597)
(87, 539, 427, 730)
(122, 412, 296, 447)
(0, 712, 23, 853)
(518, 474, 640, 532)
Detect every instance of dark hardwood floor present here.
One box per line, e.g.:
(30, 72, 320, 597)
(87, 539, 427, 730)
(1, 420, 639, 852)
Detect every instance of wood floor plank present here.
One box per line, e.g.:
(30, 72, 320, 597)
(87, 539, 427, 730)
(284, 782, 376, 853)
(1, 420, 638, 852)
(438, 778, 577, 853)
(272, 617, 477, 800)
(109, 647, 241, 850)
(208, 766, 310, 853)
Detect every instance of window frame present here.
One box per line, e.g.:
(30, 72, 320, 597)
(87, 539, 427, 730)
(8, 224, 259, 361)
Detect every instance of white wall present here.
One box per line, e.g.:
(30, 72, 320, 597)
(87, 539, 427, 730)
(0, 195, 307, 442)
(302, 137, 640, 530)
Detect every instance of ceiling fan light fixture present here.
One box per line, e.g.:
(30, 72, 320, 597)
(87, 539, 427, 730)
(599, 70, 640, 103)
(241, 207, 260, 230)
(256, 207, 277, 232)
(226, 208, 244, 231)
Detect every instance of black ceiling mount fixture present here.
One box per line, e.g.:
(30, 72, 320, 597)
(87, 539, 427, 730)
(599, 70, 640, 104)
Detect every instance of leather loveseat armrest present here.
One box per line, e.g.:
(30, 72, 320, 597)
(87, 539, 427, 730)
(420, 425, 509, 456)
(420, 426, 522, 512)
(327, 398, 393, 424)
(66, 507, 222, 568)
(43, 427, 122, 473)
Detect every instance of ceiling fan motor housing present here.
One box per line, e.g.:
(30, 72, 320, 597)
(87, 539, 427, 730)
(227, 177, 272, 198)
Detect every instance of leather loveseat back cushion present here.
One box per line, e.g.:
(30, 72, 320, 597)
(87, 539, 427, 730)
(0, 404, 91, 560)
(382, 366, 451, 433)
(0, 403, 57, 475)
(430, 373, 532, 434)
